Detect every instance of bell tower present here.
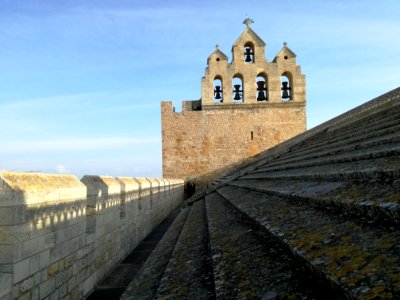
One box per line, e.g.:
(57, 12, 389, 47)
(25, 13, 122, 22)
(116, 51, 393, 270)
(161, 19, 306, 180)
(201, 18, 305, 106)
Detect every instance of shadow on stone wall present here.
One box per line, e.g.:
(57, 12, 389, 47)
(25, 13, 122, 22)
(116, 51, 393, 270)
(0, 172, 184, 300)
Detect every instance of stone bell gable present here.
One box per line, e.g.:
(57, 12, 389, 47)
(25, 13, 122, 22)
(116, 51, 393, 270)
(161, 19, 307, 179)
(231, 25, 266, 63)
(201, 19, 305, 105)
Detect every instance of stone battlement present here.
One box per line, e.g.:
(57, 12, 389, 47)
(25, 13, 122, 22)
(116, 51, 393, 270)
(0, 172, 184, 300)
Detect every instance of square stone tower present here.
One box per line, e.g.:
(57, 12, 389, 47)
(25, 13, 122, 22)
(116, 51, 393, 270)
(161, 19, 306, 179)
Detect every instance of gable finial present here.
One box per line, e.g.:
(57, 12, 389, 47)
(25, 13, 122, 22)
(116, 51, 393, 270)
(243, 16, 254, 28)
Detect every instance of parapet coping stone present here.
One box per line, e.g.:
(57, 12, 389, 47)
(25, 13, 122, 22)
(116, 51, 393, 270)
(134, 178, 151, 190)
(81, 175, 121, 197)
(115, 177, 140, 192)
(0, 172, 86, 206)
(155, 178, 166, 189)
(146, 178, 160, 189)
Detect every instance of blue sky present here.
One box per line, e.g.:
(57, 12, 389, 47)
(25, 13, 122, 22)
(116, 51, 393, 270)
(1, 0, 399, 178)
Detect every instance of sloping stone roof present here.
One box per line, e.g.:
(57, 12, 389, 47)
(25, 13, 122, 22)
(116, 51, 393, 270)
(207, 48, 228, 62)
(233, 27, 266, 47)
(273, 43, 297, 62)
(121, 87, 400, 299)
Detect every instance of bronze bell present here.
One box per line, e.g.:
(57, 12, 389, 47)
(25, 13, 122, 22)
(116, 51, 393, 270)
(233, 84, 242, 100)
(214, 85, 222, 100)
(257, 91, 267, 101)
(244, 47, 253, 62)
(281, 81, 291, 99)
(257, 81, 267, 101)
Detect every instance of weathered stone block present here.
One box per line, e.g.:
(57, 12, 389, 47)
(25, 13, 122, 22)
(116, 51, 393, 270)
(48, 289, 59, 300)
(47, 262, 59, 277)
(0, 273, 12, 298)
(59, 282, 68, 298)
(83, 274, 93, 296)
(29, 254, 40, 275)
(39, 277, 55, 299)
(22, 232, 55, 258)
(31, 287, 38, 300)
(0, 206, 27, 226)
(13, 259, 30, 284)
(19, 276, 33, 293)
(0, 243, 22, 264)
(16, 291, 30, 300)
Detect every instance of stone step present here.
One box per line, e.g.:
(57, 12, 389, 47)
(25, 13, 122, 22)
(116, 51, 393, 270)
(217, 186, 400, 299)
(119, 207, 190, 300)
(154, 199, 215, 299)
(293, 102, 400, 150)
(276, 117, 399, 160)
(265, 126, 400, 170)
(260, 88, 400, 171)
(243, 156, 400, 182)
(229, 179, 400, 224)
(205, 192, 343, 299)
(327, 91, 400, 131)
(205, 136, 400, 197)
(227, 103, 400, 185)
(197, 95, 400, 189)
(254, 141, 400, 174)
(283, 109, 400, 160)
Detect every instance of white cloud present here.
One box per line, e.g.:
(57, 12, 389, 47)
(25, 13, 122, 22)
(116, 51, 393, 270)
(55, 165, 68, 174)
(1, 137, 160, 154)
(0, 92, 106, 111)
(0, 91, 159, 114)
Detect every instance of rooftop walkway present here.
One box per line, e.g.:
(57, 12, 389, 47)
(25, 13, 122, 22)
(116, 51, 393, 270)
(120, 87, 400, 299)
(86, 206, 184, 299)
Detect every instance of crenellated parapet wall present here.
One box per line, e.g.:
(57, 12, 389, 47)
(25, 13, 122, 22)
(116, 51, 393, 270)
(0, 172, 184, 300)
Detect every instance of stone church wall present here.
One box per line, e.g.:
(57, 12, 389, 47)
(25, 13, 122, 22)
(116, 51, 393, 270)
(0, 172, 184, 300)
(161, 22, 307, 180)
(162, 101, 306, 179)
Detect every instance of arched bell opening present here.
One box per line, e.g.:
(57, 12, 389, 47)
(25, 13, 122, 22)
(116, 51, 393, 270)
(232, 75, 244, 102)
(244, 42, 255, 63)
(281, 72, 293, 101)
(256, 73, 268, 102)
(213, 76, 223, 103)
